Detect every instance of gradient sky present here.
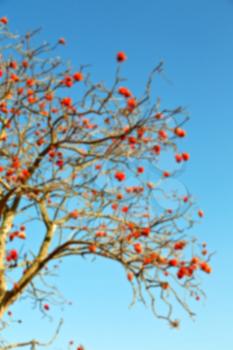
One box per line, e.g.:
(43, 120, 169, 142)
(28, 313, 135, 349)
(1, 0, 233, 349)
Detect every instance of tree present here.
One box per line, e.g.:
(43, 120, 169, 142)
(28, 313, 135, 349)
(0, 17, 212, 349)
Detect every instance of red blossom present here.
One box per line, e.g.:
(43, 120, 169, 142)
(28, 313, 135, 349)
(61, 97, 72, 107)
(58, 37, 66, 44)
(73, 72, 83, 81)
(114, 171, 126, 182)
(0, 17, 8, 25)
(137, 166, 144, 174)
(44, 304, 50, 311)
(118, 87, 132, 98)
(127, 98, 137, 110)
(116, 51, 127, 62)
(174, 127, 186, 138)
(134, 243, 143, 254)
(182, 152, 190, 161)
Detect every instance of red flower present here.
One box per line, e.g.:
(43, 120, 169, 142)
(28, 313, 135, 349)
(122, 206, 129, 213)
(9, 61, 18, 70)
(8, 249, 18, 261)
(36, 138, 45, 146)
(77, 346, 85, 350)
(198, 210, 204, 218)
(169, 259, 178, 267)
(154, 112, 163, 120)
(95, 231, 106, 238)
(174, 241, 186, 250)
(73, 72, 83, 81)
(44, 93, 53, 101)
(175, 154, 183, 163)
(127, 272, 134, 282)
(127, 98, 137, 110)
(0, 17, 8, 25)
(114, 171, 126, 182)
(21, 169, 30, 178)
(44, 304, 50, 311)
(137, 166, 144, 174)
(69, 210, 79, 219)
(182, 152, 190, 161)
(18, 231, 26, 239)
(10, 73, 19, 82)
(128, 136, 137, 144)
(152, 144, 161, 155)
(116, 51, 127, 62)
(22, 60, 29, 69)
(26, 79, 35, 87)
(88, 244, 97, 253)
(177, 267, 188, 279)
(118, 87, 132, 98)
(111, 203, 118, 210)
(134, 243, 143, 254)
(63, 75, 73, 87)
(58, 37, 66, 45)
(200, 261, 211, 273)
(56, 159, 64, 168)
(95, 164, 102, 170)
(141, 227, 150, 236)
(12, 158, 21, 169)
(158, 130, 168, 140)
(163, 171, 170, 178)
(174, 127, 186, 138)
(61, 97, 72, 107)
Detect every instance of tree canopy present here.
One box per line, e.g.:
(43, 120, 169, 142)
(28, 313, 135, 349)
(0, 17, 212, 349)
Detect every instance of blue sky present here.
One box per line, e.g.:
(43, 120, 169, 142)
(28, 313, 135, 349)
(1, 0, 233, 349)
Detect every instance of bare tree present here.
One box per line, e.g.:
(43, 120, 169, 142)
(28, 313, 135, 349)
(0, 17, 212, 349)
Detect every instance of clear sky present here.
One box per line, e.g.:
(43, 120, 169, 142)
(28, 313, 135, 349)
(1, 0, 233, 349)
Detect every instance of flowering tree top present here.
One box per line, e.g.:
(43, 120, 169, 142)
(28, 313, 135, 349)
(0, 16, 212, 349)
